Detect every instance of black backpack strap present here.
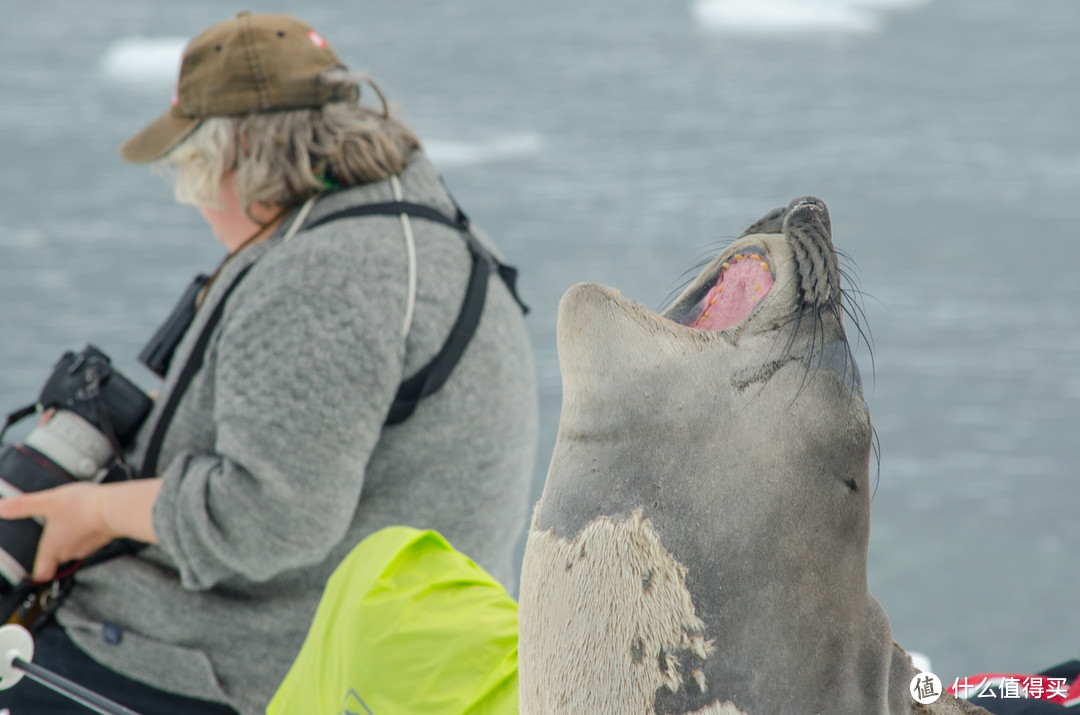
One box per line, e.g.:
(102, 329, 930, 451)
(438, 183, 530, 316)
(308, 201, 526, 425)
(140, 263, 254, 479)
(310, 200, 528, 314)
(305, 201, 466, 232)
(494, 261, 528, 315)
(384, 233, 490, 425)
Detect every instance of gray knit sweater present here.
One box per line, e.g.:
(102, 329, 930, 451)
(56, 154, 538, 713)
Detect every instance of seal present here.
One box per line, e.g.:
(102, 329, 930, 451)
(518, 198, 987, 714)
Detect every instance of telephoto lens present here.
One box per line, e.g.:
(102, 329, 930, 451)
(0, 346, 152, 591)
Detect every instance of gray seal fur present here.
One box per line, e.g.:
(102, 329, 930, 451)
(518, 198, 987, 715)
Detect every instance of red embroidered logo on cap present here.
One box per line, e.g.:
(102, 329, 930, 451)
(307, 30, 327, 48)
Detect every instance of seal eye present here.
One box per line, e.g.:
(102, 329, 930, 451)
(692, 250, 774, 330)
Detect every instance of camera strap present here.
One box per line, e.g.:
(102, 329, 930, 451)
(0, 404, 38, 444)
(139, 263, 254, 480)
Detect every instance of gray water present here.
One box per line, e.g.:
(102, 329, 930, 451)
(1, 0, 1077, 685)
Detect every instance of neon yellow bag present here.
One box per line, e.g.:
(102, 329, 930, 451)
(267, 527, 519, 715)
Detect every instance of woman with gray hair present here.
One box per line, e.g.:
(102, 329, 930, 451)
(0, 11, 538, 714)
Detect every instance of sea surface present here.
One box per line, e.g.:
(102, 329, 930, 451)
(1, 0, 1077, 684)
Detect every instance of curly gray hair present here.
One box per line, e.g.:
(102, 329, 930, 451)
(160, 72, 421, 218)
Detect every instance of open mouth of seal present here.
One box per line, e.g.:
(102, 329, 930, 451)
(676, 246, 775, 331)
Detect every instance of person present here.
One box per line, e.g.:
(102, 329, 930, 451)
(0, 11, 538, 714)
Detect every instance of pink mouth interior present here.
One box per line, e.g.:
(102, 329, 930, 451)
(693, 252, 775, 331)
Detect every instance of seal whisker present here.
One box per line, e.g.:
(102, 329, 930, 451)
(835, 248, 865, 288)
(771, 291, 810, 396)
(658, 238, 735, 312)
(837, 265, 876, 337)
(779, 304, 822, 409)
(803, 303, 830, 400)
(838, 291, 876, 387)
(870, 424, 882, 500)
(660, 260, 712, 312)
(835, 253, 881, 381)
(827, 300, 865, 403)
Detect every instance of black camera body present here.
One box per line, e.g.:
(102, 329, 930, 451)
(0, 346, 152, 592)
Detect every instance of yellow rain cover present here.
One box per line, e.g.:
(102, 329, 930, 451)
(267, 527, 519, 715)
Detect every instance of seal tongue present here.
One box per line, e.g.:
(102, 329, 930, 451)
(694, 254, 775, 330)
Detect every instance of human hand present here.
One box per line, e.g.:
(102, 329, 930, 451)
(0, 482, 113, 582)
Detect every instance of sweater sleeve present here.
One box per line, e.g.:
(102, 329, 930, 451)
(151, 234, 407, 590)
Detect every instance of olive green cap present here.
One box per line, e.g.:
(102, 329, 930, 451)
(120, 11, 358, 163)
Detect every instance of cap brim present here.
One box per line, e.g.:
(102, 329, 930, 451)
(120, 106, 201, 164)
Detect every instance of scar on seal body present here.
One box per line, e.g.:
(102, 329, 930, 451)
(520, 510, 744, 715)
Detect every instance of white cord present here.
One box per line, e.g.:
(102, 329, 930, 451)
(282, 195, 318, 243)
(390, 175, 418, 340)
(282, 184, 415, 341)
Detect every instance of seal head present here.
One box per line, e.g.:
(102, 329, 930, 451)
(519, 198, 984, 714)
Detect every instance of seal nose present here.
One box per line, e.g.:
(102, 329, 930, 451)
(785, 196, 831, 236)
(781, 197, 841, 308)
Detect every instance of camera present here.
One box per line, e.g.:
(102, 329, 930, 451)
(0, 346, 152, 593)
